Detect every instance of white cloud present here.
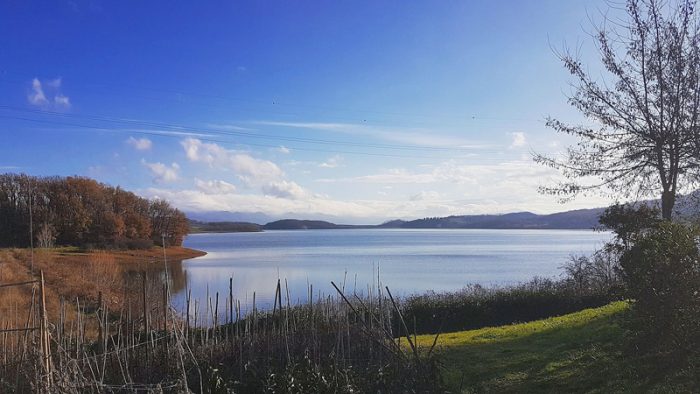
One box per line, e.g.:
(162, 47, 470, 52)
(410, 191, 441, 201)
(182, 138, 284, 183)
(317, 168, 436, 184)
(207, 123, 252, 131)
(141, 184, 609, 225)
(262, 180, 307, 199)
(139, 154, 614, 224)
(231, 153, 284, 184)
(319, 155, 342, 168)
(181, 138, 307, 198)
(28, 78, 48, 106)
(129, 129, 215, 138)
(141, 160, 179, 184)
(275, 145, 291, 154)
(319, 161, 551, 187)
(312, 159, 614, 214)
(126, 136, 153, 150)
(137, 153, 614, 223)
(253, 121, 487, 149)
(54, 94, 71, 108)
(27, 77, 71, 110)
(182, 138, 203, 161)
(509, 132, 526, 148)
(194, 178, 237, 194)
(140, 187, 379, 220)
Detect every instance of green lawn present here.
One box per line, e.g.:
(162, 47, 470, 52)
(414, 302, 642, 393)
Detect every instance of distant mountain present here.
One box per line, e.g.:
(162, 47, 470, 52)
(263, 219, 358, 230)
(672, 190, 700, 219)
(185, 211, 274, 224)
(377, 219, 407, 228)
(397, 208, 605, 230)
(189, 220, 262, 233)
(260, 208, 606, 230)
(184, 195, 699, 233)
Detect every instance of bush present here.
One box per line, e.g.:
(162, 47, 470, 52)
(114, 237, 154, 250)
(562, 246, 624, 297)
(399, 277, 615, 334)
(619, 221, 700, 365)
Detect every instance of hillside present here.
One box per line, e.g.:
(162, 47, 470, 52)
(400, 208, 605, 230)
(263, 219, 356, 230)
(259, 208, 606, 230)
(189, 220, 262, 233)
(186, 210, 275, 224)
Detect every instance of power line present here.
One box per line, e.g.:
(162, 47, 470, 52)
(0, 70, 545, 126)
(2, 112, 559, 163)
(0, 105, 493, 153)
(0, 114, 497, 160)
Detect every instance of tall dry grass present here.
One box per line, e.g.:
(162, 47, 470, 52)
(1, 264, 442, 393)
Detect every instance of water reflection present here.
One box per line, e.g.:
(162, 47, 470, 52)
(122, 259, 189, 296)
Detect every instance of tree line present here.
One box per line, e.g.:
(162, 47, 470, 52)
(0, 173, 188, 249)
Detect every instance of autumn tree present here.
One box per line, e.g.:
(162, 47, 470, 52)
(536, 0, 700, 219)
(149, 199, 189, 246)
(0, 173, 189, 249)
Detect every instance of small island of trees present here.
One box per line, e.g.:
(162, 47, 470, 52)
(0, 173, 189, 249)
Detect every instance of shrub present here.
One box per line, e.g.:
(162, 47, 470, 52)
(619, 221, 700, 365)
(562, 246, 624, 297)
(113, 237, 154, 250)
(399, 277, 615, 334)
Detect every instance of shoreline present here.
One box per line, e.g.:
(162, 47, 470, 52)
(0, 246, 206, 321)
(101, 245, 207, 261)
(189, 227, 604, 234)
(45, 245, 207, 263)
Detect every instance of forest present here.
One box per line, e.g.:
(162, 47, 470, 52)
(0, 173, 188, 249)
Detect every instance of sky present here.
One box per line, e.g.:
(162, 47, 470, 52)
(0, 0, 618, 224)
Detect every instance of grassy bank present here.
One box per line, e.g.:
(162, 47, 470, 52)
(415, 301, 696, 393)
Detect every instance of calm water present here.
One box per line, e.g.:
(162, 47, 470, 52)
(172, 228, 610, 314)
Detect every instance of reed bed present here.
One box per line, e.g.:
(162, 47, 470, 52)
(1, 265, 442, 393)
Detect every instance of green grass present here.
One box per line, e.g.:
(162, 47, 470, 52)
(414, 301, 639, 393)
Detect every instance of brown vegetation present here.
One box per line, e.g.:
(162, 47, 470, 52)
(0, 173, 189, 249)
(0, 247, 204, 326)
(0, 248, 440, 393)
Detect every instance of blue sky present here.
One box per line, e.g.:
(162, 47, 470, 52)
(1, 0, 615, 223)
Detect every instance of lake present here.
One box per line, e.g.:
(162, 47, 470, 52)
(171, 228, 611, 315)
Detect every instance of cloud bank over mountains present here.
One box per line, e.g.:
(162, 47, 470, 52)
(134, 136, 611, 224)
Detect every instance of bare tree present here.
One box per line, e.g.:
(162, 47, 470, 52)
(36, 222, 56, 249)
(536, 0, 700, 219)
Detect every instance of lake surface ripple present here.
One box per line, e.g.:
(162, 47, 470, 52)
(172, 228, 611, 314)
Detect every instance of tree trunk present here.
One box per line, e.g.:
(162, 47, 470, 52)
(661, 190, 675, 220)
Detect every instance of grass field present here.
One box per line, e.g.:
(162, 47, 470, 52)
(414, 301, 699, 393)
(414, 302, 633, 393)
